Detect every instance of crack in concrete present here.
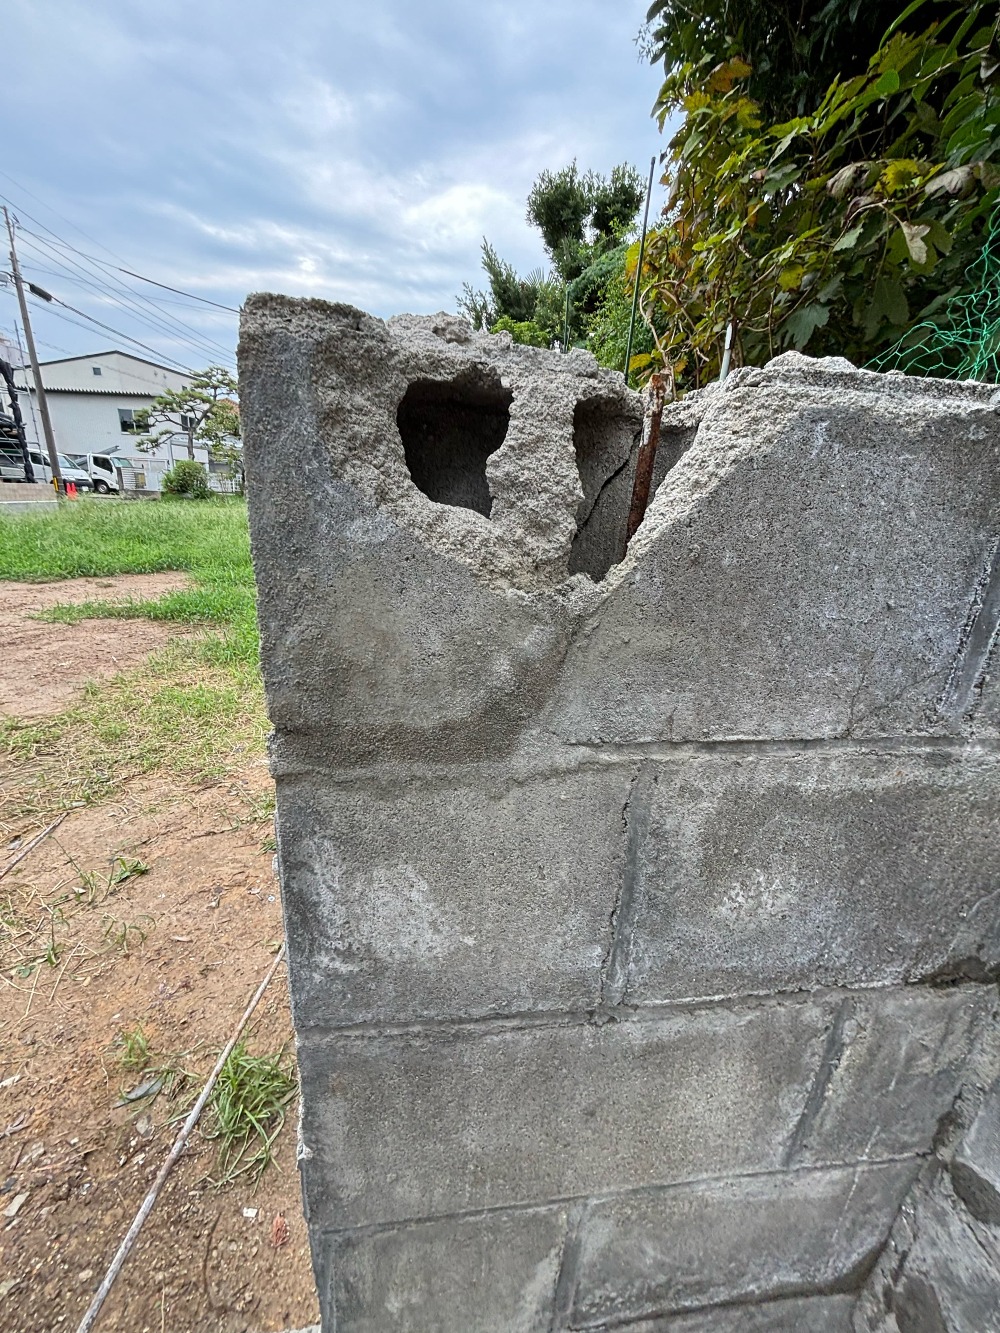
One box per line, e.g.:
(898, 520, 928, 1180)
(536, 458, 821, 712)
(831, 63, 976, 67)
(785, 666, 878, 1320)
(783, 997, 855, 1167)
(593, 764, 652, 1020)
(939, 531, 1000, 721)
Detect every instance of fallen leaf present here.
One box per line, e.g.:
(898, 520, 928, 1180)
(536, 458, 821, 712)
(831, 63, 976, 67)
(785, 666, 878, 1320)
(270, 1212, 289, 1248)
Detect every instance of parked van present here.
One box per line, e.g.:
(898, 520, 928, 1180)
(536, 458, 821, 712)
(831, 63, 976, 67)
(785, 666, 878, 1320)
(65, 452, 121, 494)
(22, 447, 91, 490)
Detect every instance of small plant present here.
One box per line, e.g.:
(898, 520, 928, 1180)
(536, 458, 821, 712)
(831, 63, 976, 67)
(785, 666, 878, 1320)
(113, 1023, 151, 1071)
(111, 857, 149, 887)
(162, 460, 210, 500)
(201, 1041, 297, 1186)
(101, 913, 154, 954)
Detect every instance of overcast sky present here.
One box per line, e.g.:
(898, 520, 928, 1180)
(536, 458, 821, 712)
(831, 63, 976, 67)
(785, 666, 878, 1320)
(1, 0, 665, 375)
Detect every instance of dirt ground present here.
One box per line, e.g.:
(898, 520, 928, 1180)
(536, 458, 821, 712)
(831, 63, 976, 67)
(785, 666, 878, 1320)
(0, 578, 320, 1333)
(0, 575, 192, 719)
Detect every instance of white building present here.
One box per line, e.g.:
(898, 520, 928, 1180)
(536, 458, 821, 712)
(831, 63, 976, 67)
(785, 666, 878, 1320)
(15, 350, 230, 486)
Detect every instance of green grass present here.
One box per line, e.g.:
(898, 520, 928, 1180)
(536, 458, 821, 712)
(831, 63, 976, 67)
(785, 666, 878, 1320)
(201, 1040, 297, 1186)
(0, 496, 258, 667)
(0, 497, 268, 824)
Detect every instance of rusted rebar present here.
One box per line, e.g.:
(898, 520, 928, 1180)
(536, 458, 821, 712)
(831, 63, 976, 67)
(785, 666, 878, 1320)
(624, 371, 669, 552)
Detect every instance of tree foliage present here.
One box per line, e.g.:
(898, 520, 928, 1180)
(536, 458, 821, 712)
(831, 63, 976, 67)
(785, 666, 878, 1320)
(458, 162, 645, 353)
(633, 1, 1000, 388)
(135, 367, 241, 466)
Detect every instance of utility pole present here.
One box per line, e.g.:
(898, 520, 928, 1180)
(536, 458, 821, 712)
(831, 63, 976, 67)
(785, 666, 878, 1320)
(3, 206, 62, 492)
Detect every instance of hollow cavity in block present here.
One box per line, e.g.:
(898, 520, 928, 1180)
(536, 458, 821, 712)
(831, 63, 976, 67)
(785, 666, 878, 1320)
(397, 372, 513, 517)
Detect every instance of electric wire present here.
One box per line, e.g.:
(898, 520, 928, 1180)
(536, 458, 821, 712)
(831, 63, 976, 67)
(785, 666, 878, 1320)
(0, 179, 238, 369)
(14, 240, 236, 367)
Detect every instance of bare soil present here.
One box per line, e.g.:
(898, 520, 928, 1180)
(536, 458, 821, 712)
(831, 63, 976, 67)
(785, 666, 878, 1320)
(0, 583, 319, 1333)
(0, 575, 192, 719)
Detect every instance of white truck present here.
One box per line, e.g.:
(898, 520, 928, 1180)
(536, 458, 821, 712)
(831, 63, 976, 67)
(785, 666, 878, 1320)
(64, 452, 121, 494)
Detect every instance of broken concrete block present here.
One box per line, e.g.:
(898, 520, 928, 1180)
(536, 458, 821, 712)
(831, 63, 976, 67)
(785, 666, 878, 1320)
(542, 358, 1000, 745)
(951, 1079, 1000, 1225)
(856, 1176, 1000, 1333)
(239, 298, 1000, 1331)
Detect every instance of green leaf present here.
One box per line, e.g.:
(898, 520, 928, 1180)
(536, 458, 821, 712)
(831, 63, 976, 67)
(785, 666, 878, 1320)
(873, 275, 909, 327)
(782, 303, 830, 348)
(778, 264, 806, 291)
(876, 69, 901, 97)
(832, 223, 865, 251)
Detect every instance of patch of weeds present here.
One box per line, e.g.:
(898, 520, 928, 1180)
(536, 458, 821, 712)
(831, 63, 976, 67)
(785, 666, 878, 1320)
(201, 1041, 297, 1187)
(1, 647, 267, 825)
(111, 857, 149, 887)
(101, 912, 155, 955)
(112, 1023, 151, 1072)
(259, 833, 277, 852)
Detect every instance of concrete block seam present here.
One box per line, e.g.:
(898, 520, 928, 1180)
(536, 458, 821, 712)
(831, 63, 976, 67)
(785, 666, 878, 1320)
(312, 1153, 928, 1242)
(783, 997, 856, 1168)
(939, 529, 1000, 721)
(298, 977, 1000, 1043)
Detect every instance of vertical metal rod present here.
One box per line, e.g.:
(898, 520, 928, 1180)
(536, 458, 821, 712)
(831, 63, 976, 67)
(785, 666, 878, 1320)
(719, 321, 735, 383)
(623, 156, 657, 386)
(562, 286, 570, 352)
(4, 206, 62, 491)
(625, 370, 668, 552)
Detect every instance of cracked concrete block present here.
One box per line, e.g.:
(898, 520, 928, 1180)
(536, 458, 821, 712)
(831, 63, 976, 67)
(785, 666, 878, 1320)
(627, 751, 1000, 1005)
(543, 358, 1000, 745)
(274, 766, 633, 1028)
(786, 988, 996, 1168)
(951, 1079, 1000, 1226)
(317, 1207, 567, 1333)
(296, 1004, 829, 1231)
(568, 1162, 918, 1328)
(855, 1176, 1000, 1333)
(597, 1295, 857, 1331)
(240, 300, 1000, 1330)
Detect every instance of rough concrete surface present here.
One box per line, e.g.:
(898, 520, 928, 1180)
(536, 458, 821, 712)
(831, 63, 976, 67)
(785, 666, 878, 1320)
(240, 297, 1000, 1331)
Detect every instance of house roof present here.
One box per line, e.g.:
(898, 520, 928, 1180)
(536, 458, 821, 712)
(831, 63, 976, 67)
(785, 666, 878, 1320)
(38, 350, 191, 375)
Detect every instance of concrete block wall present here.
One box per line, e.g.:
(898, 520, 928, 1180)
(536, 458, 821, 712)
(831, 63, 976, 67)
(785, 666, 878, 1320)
(239, 297, 1000, 1332)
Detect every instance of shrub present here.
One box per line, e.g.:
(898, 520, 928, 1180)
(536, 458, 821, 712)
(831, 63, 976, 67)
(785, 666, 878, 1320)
(162, 460, 210, 499)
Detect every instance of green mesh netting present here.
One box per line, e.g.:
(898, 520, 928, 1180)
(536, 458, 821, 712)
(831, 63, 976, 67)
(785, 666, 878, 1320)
(870, 202, 1000, 383)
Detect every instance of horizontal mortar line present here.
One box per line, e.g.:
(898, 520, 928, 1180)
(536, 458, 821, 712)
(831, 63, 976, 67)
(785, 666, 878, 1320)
(314, 1151, 925, 1242)
(299, 974, 993, 1043)
(581, 1280, 864, 1332)
(269, 732, 1000, 788)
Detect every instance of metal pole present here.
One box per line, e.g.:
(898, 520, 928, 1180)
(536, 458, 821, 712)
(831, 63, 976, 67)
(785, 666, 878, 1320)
(623, 156, 657, 386)
(719, 321, 734, 383)
(562, 286, 570, 353)
(4, 207, 62, 492)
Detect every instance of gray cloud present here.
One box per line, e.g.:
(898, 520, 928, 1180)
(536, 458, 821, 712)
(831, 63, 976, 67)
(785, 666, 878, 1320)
(2, 0, 664, 369)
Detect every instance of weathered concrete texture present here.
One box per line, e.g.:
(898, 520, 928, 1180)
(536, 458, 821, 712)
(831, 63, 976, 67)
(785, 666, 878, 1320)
(275, 766, 633, 1028)
(608, 1295, 857, 1331)
(239, 298, 1000, 1331)
(319, 1207, 567, 1333)
(569, 1163, 918, 1328)
(544, 359, 1000, 745)
(854, 1172, 1000, 1332)
(951, 1079, 1000, 1226)
(628, 751, 1000, 1003)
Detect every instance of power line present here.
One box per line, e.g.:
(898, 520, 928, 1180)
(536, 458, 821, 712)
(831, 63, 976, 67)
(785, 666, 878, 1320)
(0, 169, 238, 310)
(14, 240, 236, 366)
(0, 179, 238, 367)
(26, 291, 197, 375)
